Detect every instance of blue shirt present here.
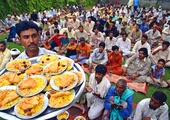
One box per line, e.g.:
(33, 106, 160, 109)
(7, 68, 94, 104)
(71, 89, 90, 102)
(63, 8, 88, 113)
(104, 86, 133, 118)
(134, 0, 140, 6)
(61, 37, 70, 45)
(140, 23, 149, 33)
(8, 26, 16, 39)
(150, 65, 165, 79)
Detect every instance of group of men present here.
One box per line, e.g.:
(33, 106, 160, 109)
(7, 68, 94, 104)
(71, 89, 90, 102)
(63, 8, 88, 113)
(0, 2, 170, 120)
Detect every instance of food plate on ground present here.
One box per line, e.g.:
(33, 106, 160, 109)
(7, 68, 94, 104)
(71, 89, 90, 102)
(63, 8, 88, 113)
(46, 90, 75, 108)
(64, 58, 74, 71)
(57, 111, 69, 120)
(37, 54, 59, 65)
(14, 94, 48, 119)
(43, 75, 52, 91)
(16, 75, 47, 97)
(50, 71, 78, 91)
(43, 59, 67, 75)
(6, 59, 31, 72)
(0, 86, 21, 111)
(74, 116, 86, 120)
(71, 70, 83, 86)
(25, 63, 44, 76)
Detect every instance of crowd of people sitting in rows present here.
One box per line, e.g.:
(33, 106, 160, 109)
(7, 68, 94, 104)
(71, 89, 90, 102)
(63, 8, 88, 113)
(0, 2, 170, 120)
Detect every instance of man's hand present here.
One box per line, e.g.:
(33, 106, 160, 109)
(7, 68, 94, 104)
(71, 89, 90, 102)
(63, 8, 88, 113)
(86, 85, 92, 92)
(92, 91, 100, 96)
(129, 74, 140, 80)
(74, 58, 79, 63)
(122, 67, 127, 76)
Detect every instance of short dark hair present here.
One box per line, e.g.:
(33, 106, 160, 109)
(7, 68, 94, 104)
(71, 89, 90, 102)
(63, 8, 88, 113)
(152, 91, 167, 104)
(142, 34, 148, 40)
(0, 41, 6, 46)
(95, 64, 107, 75)
(162, 41, 170, 47)
(158, 59, 166, 64)
(46, 31, 50, 36)
(112, 45, 119, 51)
(54, 29, 59, 33)
(54, 22, 58, 25)
(117, 79, 127, 87)
(63, 32, 68, 36)
(121, 32, 128, 36)
(93, 26, 99, 31)
(99, 42, 105, 48)
(79, 37, 85, 41)
(70, 37, 75, 41)
(16, 21, 39, 37)
(109, 31, 114, 35)
(38, 27, 42, 31)
(138, 47, 148, 57)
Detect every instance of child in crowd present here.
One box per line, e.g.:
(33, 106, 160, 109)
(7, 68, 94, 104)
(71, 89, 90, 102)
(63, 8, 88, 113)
(41, 31, 51, 50)
(146, 59, 168, 88)
(66, 37, 77, 57)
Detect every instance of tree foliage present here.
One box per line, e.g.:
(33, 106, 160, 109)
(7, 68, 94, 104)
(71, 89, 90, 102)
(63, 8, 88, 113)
(0, 0, 97, 20)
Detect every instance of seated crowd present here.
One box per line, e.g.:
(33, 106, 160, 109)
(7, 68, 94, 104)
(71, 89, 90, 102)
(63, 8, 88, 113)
(0, 3, 170, 120)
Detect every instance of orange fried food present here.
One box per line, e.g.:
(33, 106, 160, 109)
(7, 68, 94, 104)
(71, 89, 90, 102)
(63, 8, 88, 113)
(18, 95, 41, 111)
(72, 71, 82, 84)
(50, 91, 71, 98)
(4, 73, 22, 84)
(0, 90, 19, 107)
(18, 77, 37, 89)
(26, 64, 43, 75)
(59, 75, 74, 88)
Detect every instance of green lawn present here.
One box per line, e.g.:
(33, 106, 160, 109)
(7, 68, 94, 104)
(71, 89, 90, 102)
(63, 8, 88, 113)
(0, 33, 170, 112)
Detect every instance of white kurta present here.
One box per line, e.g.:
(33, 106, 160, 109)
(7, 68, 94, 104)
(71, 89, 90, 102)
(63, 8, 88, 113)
(86, 73, 111, 120)
(128, 98, 169, 120)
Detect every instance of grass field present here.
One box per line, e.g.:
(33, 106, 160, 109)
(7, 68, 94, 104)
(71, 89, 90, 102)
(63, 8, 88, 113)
(0, 33, 170, 113)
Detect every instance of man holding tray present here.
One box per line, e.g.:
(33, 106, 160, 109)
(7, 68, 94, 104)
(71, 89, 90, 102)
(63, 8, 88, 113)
(15, 21, 56, 59)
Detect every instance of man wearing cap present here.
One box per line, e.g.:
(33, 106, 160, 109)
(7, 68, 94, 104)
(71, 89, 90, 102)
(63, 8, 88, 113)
(128, 91, 169, 120)
(4, 14, 14, 27)
(10, 48, 20, 60)
(60, 25, 76, 38)
(70, 37, 90, 64)
(15, 21, 56, 59)
(0, 41, 11, 71)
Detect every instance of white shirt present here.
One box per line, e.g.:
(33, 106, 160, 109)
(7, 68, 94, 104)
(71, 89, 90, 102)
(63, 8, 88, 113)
(145, 29, 161, 41)
(116, 37, 131, 52)
(16, 47, 56, 59)
(128, 98, 169, 120)
(105, 36, 117, 51)
(132, 41, 151, 55)
(89, 48, 108, 64)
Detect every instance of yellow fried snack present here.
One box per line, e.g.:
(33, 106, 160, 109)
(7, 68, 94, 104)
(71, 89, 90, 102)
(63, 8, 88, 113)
(26, 64, 44, 76)
(48, 90, 74, 108)
(53, 72, 76, 90)
(57, 111, 69, 120)
(18, 77, 45, 96)
(43, 60, 67, 74)
(71, 71, 82, 84)
(6, 59, 30, 71)
(0, 90, 20, 109)
(65, 59, 73, 71)
(38, 54, 58, 65)
(0, 72, 25, 86)
(44, 75, 52, 91)
(16, 94, 44, 116)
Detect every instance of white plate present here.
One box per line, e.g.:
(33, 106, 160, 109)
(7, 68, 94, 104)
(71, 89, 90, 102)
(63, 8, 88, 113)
(50, 72, 78, 91)
(6, 59, 31, 72)
(14, 94, 48, 119)
(37, 54, 59, 65)
(43, 60, 67, 75)
(71, 70, 83, 87)
(46, 90, 75, 108)
(56, 111, 69, 120)
(74, 116, 86, 120)
(16, 75, 47, 97)
(0, 86, 21, 111)
(64, 58, 74, 71)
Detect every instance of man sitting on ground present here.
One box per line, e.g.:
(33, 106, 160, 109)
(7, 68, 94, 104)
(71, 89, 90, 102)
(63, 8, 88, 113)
(151, 41, 170, 67)
(128, 91, 169, 120)
(0, 41, 11, 71)
(106, 45, 123, 75)
(70, 37, 90, 64)
(16, 21, 56, 59)
(60, 25, 76, 38)
(87, 42, 108, 72)
(105, 31, 117, 52)
(123, 48, 151, 83)
(86, 64, 111, 120)
(66, 37, 77, 57)
(103, 79, 134, 120)
(75, 25, 88, 42)
(129, 24, 142, 44)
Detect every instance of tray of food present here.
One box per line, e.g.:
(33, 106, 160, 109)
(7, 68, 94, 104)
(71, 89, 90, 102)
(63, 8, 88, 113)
(0, 55, 86, 120)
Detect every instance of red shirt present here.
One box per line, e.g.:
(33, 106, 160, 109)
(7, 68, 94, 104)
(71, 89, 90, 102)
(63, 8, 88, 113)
(53, 34, 63, 46)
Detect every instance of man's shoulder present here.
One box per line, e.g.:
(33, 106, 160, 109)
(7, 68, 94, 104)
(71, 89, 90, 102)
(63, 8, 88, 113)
(40, 48, 56, 55)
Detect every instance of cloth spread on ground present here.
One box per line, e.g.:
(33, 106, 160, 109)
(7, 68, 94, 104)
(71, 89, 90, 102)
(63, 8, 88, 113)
(82, 65, 148, 94)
